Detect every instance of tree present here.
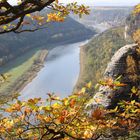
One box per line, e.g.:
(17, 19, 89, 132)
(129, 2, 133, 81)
(0, 81, 140, 140)
(0, 0, 89, 34)
(133, 4, 140, 15)
(133, 29, 140, 45)
(132, 4, 140, 44)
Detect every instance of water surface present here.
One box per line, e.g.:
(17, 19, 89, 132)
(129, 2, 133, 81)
(19, 41, 88, 100)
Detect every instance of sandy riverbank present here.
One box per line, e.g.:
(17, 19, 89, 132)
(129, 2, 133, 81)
(74, 45, 86, 91)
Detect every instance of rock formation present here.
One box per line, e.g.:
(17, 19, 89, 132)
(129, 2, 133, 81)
(88, 43, 140, 109)
(88, 11, 140, 109)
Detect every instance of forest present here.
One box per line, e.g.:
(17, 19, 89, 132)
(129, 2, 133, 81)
(76, 26, 133, 89)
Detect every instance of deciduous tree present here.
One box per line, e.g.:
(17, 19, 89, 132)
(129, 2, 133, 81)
(0, 0, 89, 33)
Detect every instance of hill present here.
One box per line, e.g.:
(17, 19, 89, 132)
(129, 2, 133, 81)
(76, 26, 133, 89)
(0, 17, 95, 66)
(71, 7, 132, 32)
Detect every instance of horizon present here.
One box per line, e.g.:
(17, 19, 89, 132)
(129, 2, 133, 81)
(8, 0, 140, 7)
(60, 0, 140, 6)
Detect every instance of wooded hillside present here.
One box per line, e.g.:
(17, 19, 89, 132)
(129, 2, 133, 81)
(0, 17, 95, 66)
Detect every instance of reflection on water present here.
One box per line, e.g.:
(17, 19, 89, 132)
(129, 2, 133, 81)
(19, 41, 88, 100)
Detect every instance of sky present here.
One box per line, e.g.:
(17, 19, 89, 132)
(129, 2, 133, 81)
(8, 0, 140, 6)
(60, 0, 140, 6)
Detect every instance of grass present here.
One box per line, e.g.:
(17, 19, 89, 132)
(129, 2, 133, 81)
(0, 48, 42, 93)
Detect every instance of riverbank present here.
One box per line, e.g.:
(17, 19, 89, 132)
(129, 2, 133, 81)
(74, 45, 86, 91)
(0, 49, 48, 104)
(19, 41, 85, 100)
(12, 50, 48, 93)
(74, 35, 97, 91)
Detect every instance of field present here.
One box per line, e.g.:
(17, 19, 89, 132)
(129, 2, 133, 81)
(0, 48, 47, 101)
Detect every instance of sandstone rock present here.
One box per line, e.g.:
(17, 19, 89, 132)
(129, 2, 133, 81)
(88, 43, 140, 109)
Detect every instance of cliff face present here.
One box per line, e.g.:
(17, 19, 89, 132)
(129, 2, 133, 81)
(89, 12, 140, 109)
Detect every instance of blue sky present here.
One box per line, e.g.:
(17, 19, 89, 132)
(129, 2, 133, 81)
(8, 0, 140, 6)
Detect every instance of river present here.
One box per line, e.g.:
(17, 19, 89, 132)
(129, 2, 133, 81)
(19, 41, 88, 100)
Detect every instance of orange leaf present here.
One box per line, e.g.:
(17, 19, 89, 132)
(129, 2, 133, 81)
(70, 99, 76, 108)
(91, 108, 105, 120)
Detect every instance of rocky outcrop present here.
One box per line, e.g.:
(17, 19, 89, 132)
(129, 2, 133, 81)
(88, 11, 140, 109)
(88, 43, 140, 109)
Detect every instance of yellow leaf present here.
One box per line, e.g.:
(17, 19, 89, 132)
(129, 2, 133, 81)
(94, 98, 101, 103)
(86, 81, 92, 88)
(131, 100, 135, 105)
(52, 103, 61, 109)
(26, 14, 31, 17)
(131, 86, 137, 94)
(81, 87, 86, 93)
(3, 25, 7, 30)
(83, 130, 92, 138)
(44, 117, 51, 122)
(63, 98, 69, 106)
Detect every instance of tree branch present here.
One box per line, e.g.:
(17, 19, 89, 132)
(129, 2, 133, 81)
(0, 15, 25, 34)
(0, 0, 55, 25)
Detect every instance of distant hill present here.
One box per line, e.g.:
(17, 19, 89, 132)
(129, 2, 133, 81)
(0, 17, 95, 66)
(71, 7, 133, 32)
(76, 26, 133, 89)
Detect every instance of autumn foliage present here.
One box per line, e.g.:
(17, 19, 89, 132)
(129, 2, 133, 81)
(0, 0, 90, 33)
(133, 29, 140, 44)
(0, 80, 140, 140)
(133, 4, 140, 15)
(0, 1, 140, 140)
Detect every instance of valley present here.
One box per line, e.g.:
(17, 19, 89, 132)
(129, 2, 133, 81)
(0, 16, 94, 102)
(71, 6, 132, 32)
(0, 6, 134, 102)
(19, 41, 88, 101)
(0, 2, 140, 139)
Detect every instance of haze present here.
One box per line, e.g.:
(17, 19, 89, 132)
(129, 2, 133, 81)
(8, 0, 140, 6)
(60, 0, 139, 6)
